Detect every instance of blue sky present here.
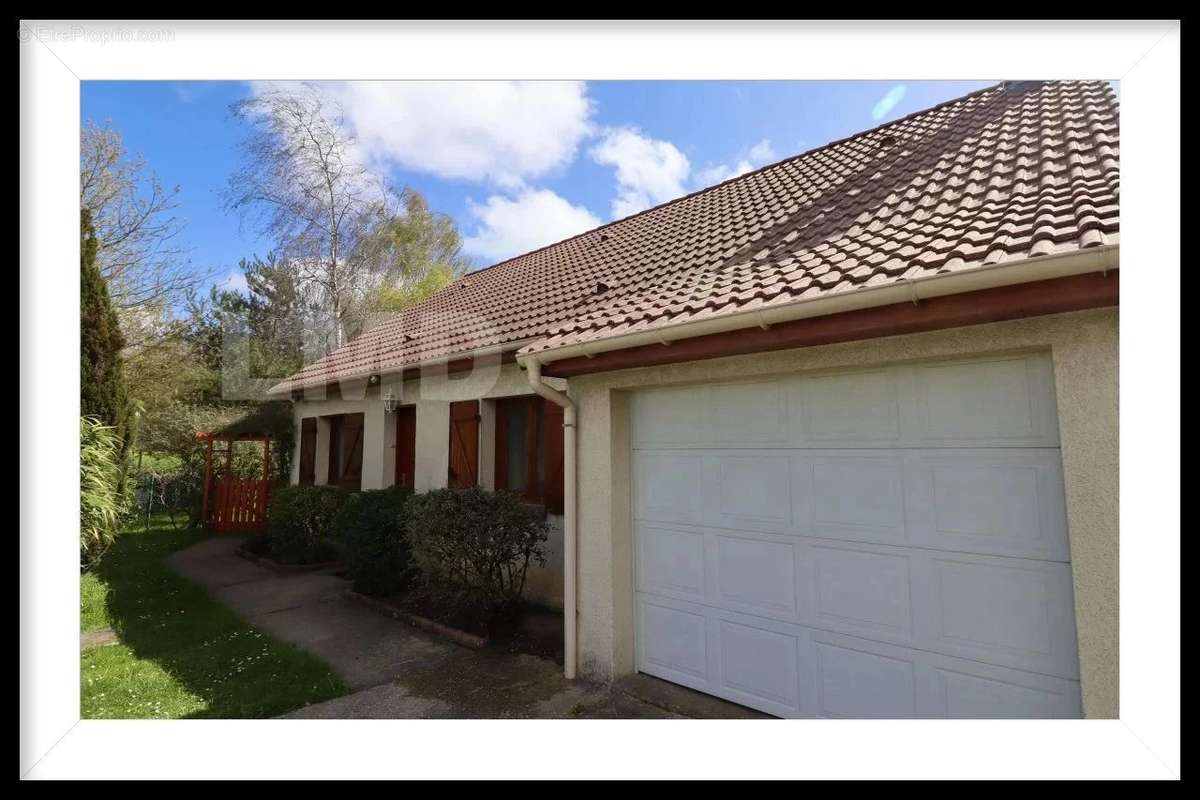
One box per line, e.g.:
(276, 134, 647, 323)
(82, 80, 1001, 295)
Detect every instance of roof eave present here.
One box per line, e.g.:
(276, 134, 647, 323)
(517, 243, 1120, 371)
(265, 337, 543, 400)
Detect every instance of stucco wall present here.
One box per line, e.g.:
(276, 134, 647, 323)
(289, 362, 568, 608)
(569, 307, 1119, 718)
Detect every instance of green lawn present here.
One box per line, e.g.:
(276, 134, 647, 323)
(80, 514, 347, 718)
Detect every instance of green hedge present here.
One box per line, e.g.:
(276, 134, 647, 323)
(406, 488, 548, 617)
(267, 485, 348, 564)
(335, 487, 414, 596)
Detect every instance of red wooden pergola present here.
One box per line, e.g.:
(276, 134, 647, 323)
(197, 430, 272, 533)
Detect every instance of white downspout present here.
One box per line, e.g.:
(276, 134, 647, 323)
(523, 358, 578, 679)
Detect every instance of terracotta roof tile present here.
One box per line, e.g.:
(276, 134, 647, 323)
(273, 80, 1119, 393)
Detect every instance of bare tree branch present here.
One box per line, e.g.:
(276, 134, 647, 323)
(80, 120, 211, 316)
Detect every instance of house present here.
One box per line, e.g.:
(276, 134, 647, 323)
(268, 80, 1119, 719)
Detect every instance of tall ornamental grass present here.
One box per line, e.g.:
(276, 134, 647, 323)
(81, 416, 125, 568)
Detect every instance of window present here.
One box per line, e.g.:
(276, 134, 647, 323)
(494, 396, 564, 512)
(327, 413, 364, 490)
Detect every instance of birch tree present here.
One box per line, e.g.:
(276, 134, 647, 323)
(224, 86, 398, 350)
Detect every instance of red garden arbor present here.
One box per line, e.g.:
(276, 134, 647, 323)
(197, 430, 272, 533)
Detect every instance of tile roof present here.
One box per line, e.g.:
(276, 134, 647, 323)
(271, 80, 1119, 394)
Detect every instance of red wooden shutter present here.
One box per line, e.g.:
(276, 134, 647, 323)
(395, 406, 416, 489)
(327, 416, 343, 485)
(542, 398, 565, 514)
(494, 399, 511, 491)
(448, 400, 479, 488)
(340, 413, 364, 490)
(299, 418, 317, 486)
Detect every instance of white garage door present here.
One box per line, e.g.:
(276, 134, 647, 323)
(631, 352, 1083, 718)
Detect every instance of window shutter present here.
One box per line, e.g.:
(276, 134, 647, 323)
(299, 418, 317, 486)
(543, 399, 565, 514)
(448, 400, 480, 488)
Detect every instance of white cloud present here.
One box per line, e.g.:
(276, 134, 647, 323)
(693, 160, 754, 187)
(871, 84, 907, 121)
(692, 138, 778, 189)
(462, 189, 601, 264)
(252, 81, 595, 188)
(218, 271, 248, 294)
(589, 127, 691, 218)
(747, 138, 777, 163)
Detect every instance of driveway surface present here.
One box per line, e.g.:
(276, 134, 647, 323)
(166, 537, 765, 719)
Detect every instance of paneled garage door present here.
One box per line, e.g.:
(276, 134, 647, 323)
(631, 352, 1083, 718)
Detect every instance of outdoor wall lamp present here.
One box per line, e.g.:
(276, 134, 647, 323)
(382, 387, 399, 414)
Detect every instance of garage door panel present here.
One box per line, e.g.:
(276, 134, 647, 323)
(715, 454, 793, 529)
(711, 381, 789, 443)
(904, 450, 1070, 561)
(912, 354, 1059, 446)
(811, 544, 914, 637)
(793, 367, 904, 443)
(927, 662, 1082, 719)
(636, 525, 706, 600)
(636, 527, 1078, 678)
(638, 600, 709, 681)
(715, 534, 799, 615)
(632, 386, 710, 447)
(797, 453, 908, 545)
(927, 556, 1080, 678)
(631, 352, 1058, 452)
(636, 448, 1069, 561)
(813, 638, 918, 718)
(636, 596, 1082, 718)
(631, 352, 1080, 718)
(718, 620, 803, 713)
(634, 452, 705, 524)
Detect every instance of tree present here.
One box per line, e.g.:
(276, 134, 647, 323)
(81, 209, 133, 449)
(362, 188, 469, 322)
(224, 87, 399, 351)
(124, 328, 218, 431)
(369, 263, 456, 318)
(80, 121, 205, 325)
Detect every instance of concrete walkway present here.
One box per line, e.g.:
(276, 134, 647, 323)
(166, 537, 764, 719)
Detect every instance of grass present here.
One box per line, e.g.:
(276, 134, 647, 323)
(80, 514, 347, 718)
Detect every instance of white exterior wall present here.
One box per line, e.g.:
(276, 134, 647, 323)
(288, 362, 568, 608)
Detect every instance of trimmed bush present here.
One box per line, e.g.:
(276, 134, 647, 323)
(267, 485, 348, 564)
(407, 487, 548, 617)
(336, 487, 414, 596)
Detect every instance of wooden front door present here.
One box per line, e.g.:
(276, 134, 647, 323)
(447, 400, 479, 488)
(395, 406, 416, 489)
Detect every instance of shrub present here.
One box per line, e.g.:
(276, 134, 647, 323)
(336, 487, 414, 596)
(267, 485, 348, 564)
(80, 416, 126, 568)
(407, 488, 548, 617)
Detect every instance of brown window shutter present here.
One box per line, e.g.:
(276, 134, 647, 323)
(448, 400, 480, 488)
(494, 399, 510, 491)
(299, 418, 317, 485)
(542, 398, 565, 514)
(394, 406, 416, 489)
(341, 414, 364, 490)
(327, 415, 343, 485)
